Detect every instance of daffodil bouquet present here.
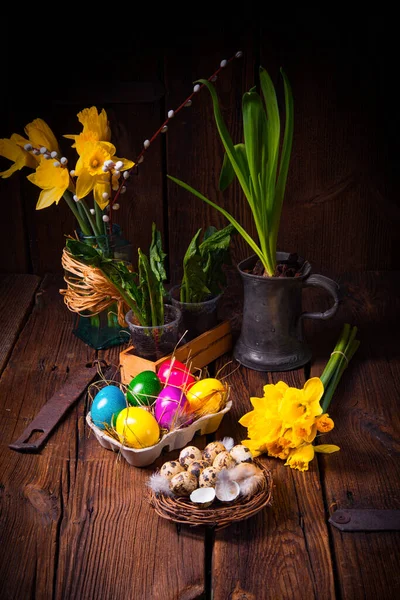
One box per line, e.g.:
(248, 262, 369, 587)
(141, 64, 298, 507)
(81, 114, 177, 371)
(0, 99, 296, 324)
(239, 324, 360, 471)
(0, 107, 134, 243)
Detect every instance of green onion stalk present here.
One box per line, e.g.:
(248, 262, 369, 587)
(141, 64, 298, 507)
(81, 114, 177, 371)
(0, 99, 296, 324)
(320, 324, 360, 412)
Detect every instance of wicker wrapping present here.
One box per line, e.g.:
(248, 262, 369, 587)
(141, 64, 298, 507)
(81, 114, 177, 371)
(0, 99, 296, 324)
(147, 459, 273, 530)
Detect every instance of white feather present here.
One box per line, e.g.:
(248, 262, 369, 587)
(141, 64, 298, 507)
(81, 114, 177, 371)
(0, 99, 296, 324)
(147, 472, 173, 496)
(219, 436, 235, 451)
(223, 463, 265, 498)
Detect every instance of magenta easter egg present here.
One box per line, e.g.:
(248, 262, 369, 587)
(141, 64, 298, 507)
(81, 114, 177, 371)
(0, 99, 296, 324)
(157, 359, 195, 389)
(154, 385, 189, 430)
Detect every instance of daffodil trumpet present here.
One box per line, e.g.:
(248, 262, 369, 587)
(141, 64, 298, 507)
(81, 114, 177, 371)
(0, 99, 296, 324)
(238, 324, 359, 471)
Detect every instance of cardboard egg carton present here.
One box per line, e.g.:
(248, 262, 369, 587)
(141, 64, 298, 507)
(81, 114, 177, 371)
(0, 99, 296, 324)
(86, 400, 232, 467)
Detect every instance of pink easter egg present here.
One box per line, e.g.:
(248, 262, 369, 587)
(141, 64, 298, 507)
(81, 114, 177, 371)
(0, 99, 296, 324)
(157, 358, 195, 389)
(154, 385, 189, 430)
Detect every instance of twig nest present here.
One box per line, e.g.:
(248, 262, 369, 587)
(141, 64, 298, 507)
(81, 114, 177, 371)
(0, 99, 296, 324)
(202, 441, 226, 463)
(160, 460, 185, 479)
(190, 487, 216, 508)
(213, 451, 236, 471)
(170, 471, 198, 497)
(187, 460, 211, 479)
(229, 445, 253, 464)
(179, 446, 203, 468)
(215, 478, 240, 503)
(199, 466, 219, 488)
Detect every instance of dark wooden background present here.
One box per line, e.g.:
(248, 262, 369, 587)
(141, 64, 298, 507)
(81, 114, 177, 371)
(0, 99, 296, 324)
(1, 13, 398, 281)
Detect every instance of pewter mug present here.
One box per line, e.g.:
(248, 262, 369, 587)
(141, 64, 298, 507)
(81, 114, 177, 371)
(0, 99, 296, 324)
(233, 253, 340, 371)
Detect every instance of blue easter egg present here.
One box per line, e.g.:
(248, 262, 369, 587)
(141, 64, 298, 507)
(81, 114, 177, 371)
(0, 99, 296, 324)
(91, 385, 127, 429)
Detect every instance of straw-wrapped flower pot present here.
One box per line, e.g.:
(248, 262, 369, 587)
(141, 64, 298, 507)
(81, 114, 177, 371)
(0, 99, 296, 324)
(147, 459, 273, 530)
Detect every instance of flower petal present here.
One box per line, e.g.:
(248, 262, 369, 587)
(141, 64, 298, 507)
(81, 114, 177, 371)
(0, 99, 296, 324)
(36, 187, 64, 209)
(303, 377, 324, 404)
(284, 444, 315, 471)
(113, 155, 135, 170)
(94, 178, 111, 209)
(314, 444, 340, 454)
(76, 170, 95, 199)
(25, 119, 60, 154)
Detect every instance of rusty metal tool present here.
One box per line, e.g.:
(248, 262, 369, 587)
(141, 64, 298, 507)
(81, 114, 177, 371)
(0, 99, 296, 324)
(9, 362, 111, 453)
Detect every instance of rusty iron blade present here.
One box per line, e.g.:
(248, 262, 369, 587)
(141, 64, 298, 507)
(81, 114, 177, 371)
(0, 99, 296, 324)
(9, 362, 113, 452)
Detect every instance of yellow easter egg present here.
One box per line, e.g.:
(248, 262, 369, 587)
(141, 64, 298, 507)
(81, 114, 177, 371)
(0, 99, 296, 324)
(115, 407, 160, 448)
(186, 378, 227, 416)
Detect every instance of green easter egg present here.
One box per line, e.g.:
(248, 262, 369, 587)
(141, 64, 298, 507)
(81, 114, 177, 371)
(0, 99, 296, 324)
(127, 371, 162, 406)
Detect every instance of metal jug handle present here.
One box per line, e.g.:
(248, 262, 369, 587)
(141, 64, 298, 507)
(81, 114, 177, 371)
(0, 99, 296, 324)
(300, 274, 340, 321)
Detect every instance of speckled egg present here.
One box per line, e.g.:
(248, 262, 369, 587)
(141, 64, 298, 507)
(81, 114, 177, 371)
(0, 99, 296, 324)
(169, 471, 198, 497)
(187, 460, 210, 479)
(160, 460, 185, 479)
(230, 445, 253, 464)
(199, 466, 219, 488)
(202, 441, 226, 464)
(179, 445, 203, 468)
(213, 451, 236, 471)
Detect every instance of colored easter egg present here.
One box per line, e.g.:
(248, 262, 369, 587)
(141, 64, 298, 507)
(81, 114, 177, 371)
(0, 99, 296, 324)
(91, 385, 127, 430)
(115, 407, 160, 448)
(186, 378, 227, 415)
(154, 385, 189, 429)
(127, 370, 162, 406)
(157, 359, 195, 389)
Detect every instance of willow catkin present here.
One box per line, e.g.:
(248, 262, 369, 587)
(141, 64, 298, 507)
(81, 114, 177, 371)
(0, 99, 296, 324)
(60, 247, 129, 326)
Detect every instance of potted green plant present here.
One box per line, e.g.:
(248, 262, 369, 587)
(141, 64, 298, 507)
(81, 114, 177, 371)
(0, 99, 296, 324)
(62, 223, 182, 361)
(169, 224, 235, 341)
(168, 66, 339, 371)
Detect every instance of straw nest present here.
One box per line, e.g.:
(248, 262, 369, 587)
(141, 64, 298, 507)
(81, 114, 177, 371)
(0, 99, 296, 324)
(147, 459, 273, 530)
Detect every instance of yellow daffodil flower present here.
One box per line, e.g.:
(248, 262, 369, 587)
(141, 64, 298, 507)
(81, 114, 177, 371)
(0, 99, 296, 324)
(285, 444, 316, 471)
(74, 141, 134, 208)
(316, 414, 334, 433)
(27, 160, 70, 209)
(0, 135, 38, 178)
(239, 377, 338, 470)
(64, 107, 111, 153)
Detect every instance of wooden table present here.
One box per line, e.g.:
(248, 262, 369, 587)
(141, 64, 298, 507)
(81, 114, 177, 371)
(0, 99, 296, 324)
(1, 272, 399, 599)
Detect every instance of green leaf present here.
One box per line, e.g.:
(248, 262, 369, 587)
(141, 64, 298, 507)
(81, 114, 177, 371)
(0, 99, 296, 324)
(65, 238, 103, 267)
(197, 79, 252, 201)
(242, 90, 267, 204)
(219, 143, 249, 192)
(138, 249, 163, 326)
(149, 222, 167, 286)
(200, 224, 234, 296)
(181, 229, 210, 303)
(167, 174, 267, 268)
(269, 67, 294, 259)
(259, 66, 281, 212)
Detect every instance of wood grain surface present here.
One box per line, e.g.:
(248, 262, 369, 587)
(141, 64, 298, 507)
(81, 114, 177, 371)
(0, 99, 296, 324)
(0, 276, 205, 600)
(0, 274, 40, 375)
(307, 272, 400, 600)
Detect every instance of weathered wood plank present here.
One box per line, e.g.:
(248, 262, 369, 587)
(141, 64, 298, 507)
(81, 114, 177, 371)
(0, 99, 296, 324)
(0, 274, 41, 376)
(0, 276, 205, 600)
(211, 362, 336, 600)
(259, 21, 398, 273)
(306, 272, 400, 600)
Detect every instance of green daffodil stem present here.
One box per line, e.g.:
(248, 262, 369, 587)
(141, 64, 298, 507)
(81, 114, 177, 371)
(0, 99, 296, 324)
(63, 192, 91, 236)
(94, 200, 104, 234)
(79, 199, 101, 237)
(320, 324, 360, 413)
